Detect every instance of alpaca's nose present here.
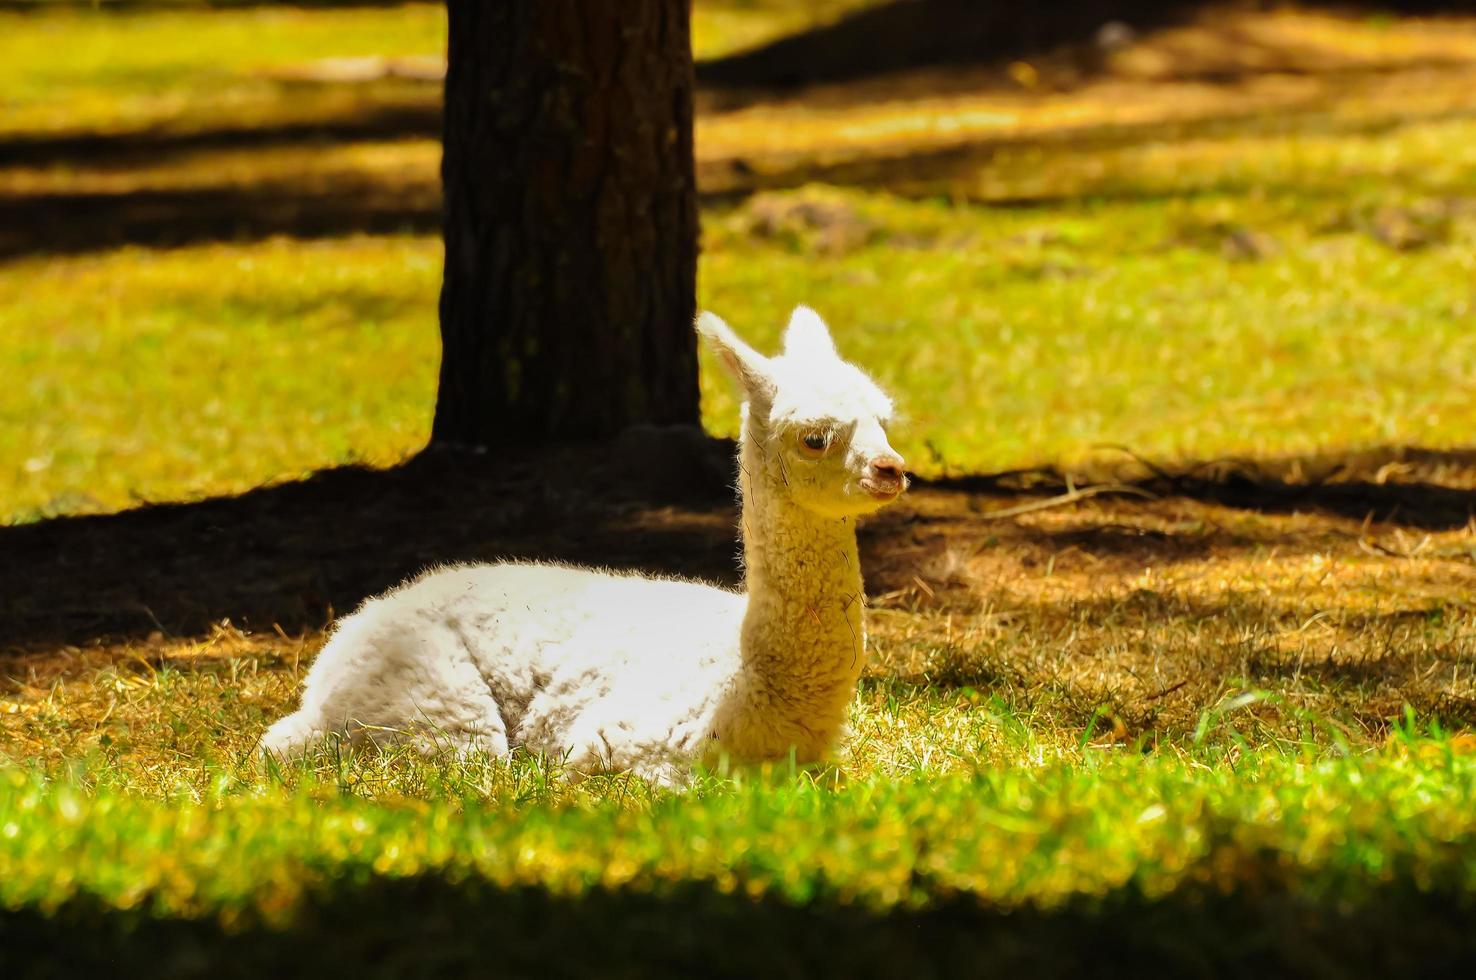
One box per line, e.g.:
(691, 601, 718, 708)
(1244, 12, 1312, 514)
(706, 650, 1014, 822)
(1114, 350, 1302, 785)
(869, 456, 906, 484)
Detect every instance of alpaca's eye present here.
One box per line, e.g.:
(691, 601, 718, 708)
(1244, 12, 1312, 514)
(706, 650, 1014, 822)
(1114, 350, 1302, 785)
(801, 432, 828, 454)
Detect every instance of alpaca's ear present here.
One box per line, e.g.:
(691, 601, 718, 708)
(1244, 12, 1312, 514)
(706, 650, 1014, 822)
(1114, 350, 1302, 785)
(782, 306, 838, 362)
(696, 311, 775, 402)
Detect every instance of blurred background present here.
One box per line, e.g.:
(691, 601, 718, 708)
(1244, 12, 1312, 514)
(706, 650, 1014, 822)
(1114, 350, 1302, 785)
(4, 0, 1473, 525)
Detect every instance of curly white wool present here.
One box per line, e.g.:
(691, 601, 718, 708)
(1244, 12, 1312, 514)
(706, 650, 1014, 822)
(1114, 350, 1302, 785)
(259, 306, 907, 785)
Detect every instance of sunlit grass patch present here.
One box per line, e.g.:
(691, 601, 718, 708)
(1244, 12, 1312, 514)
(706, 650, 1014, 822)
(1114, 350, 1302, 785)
(699, 183, 1476, 475)
(0, 0, 879, 141)
(3, 178, 1474, 521)
(0, 236, 441, 521)
(5, 738, 1476, 972)
(0, 4, 447, 138)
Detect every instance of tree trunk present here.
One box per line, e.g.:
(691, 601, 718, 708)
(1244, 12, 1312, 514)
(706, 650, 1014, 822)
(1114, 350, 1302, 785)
(434, 0, 700, 447)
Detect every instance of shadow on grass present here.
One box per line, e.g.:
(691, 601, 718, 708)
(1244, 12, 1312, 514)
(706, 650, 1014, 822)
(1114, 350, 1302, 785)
(0, 437, 740, 652)
(698, 0, 1198, 94)
(5, 94, 1473, 259)
(700, 101, 1476, 204)
(698, 0, 1476, 98)
(0, 181, 442, 259)
(0, 104, 442, 169)
(0, 0, 417, 10)
(3, 443, 1475, 655)
(4, 868, 1476, 978)
(923, 446, 1476, 531)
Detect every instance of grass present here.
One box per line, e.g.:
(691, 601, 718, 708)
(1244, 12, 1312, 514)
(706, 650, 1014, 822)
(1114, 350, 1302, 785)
(0, 4, 447, 138)
(7, 176, 1475, 519)
(4, 9, 1476, 516)
(7, 738, 1476, 972)
(0, 0, 876, 138)
(8, 745, 1476, 916)
(0, 237, 441, 521)
(5, 1, 1476, 971)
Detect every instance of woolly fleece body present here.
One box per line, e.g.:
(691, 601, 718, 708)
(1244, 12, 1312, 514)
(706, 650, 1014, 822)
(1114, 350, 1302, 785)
(260, 307, 906, 785)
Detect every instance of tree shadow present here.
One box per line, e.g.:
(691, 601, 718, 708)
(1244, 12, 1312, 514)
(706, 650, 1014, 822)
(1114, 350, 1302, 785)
(697, 0, 1198, 93)
(6, 92, 1471, 259)
(4, 864, 1475, 978)
(0, 104, 442, 169)
(5, 443, 1476, 655)
(924, 446, 1476, 531)
(0, 103, 1455, 261)
(1148, 472, 1476, 532)
(697, 0, 1476, 98)
(858, 499, 1226, 613)
(699, 100, 1476, 203)
(0, 0, 416, 10)
(0, 435, 740, 653)
(0, 180, 441, 259)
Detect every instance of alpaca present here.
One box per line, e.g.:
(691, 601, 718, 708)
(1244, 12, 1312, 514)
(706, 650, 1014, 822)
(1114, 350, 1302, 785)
(258, 306, 907, 785)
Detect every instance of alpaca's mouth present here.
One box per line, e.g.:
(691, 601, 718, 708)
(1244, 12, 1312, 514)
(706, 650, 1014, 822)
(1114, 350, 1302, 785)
(860, 478, 904, 501)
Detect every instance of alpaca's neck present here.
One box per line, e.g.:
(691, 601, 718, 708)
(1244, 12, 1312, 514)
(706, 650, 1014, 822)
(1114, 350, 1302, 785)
(715, 433, 867, 761)
(740, 471, 863, 638)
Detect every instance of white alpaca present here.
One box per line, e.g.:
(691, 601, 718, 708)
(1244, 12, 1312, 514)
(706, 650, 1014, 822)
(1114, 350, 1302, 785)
(259, 307, 907, 785)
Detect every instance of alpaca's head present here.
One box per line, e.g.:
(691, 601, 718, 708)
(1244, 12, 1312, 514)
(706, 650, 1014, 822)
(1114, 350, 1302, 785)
(697, 306, 907, 519)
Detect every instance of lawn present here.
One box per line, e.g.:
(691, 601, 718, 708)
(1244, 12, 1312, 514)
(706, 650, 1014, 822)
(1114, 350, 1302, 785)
(4, 1, 1476, 972)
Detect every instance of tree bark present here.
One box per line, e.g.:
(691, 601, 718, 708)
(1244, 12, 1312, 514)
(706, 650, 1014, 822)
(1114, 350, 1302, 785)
(434, 1, 700, 447)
